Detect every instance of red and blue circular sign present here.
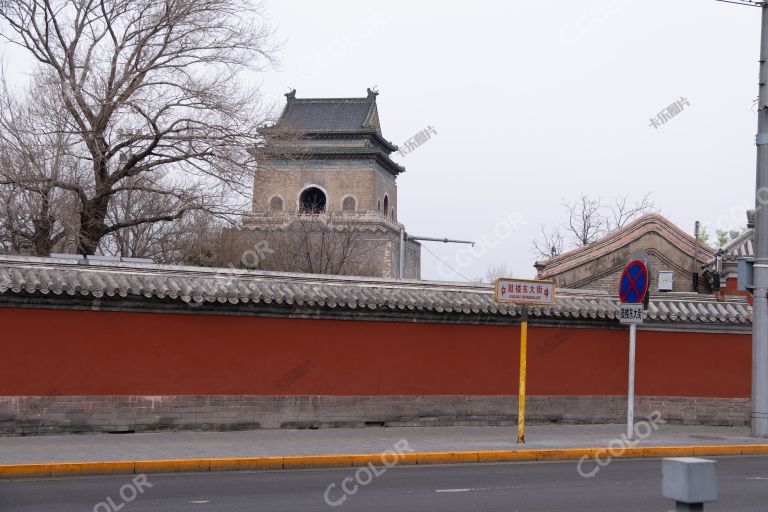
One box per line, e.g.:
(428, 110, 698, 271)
(619, 260, 649, 304)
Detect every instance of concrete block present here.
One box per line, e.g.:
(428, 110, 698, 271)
(662, 458, 718, 504)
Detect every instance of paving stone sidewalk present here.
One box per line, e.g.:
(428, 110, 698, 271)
(0, 424, 764, 464)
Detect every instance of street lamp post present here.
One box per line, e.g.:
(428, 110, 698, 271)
(718, 0, 768, 438)
(753, 0, 768, 438)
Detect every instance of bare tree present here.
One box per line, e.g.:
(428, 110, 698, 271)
(532, 225, 565, 259)
(483, 263, 513, 283)
(0, 0, 278, 255)
(242, 206, 384, 276)
(564, 194, 605, 246)
(606, 193, 657, 231)
(267, 216, 380, 276)
(101, 178, 229, 261)
(176, 213, 255, 267)
(533, 193, 657, 261)
(0, 72, 80, 255)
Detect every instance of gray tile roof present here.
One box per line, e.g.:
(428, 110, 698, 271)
(277, 93, 378, 133)
(0, 256, 751, 325)
(715, 228, 754, 261)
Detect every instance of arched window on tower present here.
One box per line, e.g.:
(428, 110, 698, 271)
(269, 195, 284, 212)
(299, 187, 327, 214)
(342, 196, 356, 212)
(383, 195, 389, 217)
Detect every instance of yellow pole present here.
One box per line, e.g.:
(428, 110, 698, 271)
(517, 308, 528, 444)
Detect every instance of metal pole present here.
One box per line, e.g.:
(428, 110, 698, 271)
(675, 504, 703, 512)
(407, 235, 475, 245)
(517, 307, 528, 444)
(694, 221, 700, 290)
(399, 227, 405, 279)
(754, 1, 768, 438)
(627, 322, 637, 440)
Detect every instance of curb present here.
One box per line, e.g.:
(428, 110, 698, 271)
(1, 444, 767, 479)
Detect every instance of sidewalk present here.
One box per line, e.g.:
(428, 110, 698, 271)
(1, 424, 766, 477)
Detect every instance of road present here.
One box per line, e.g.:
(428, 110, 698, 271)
(0, 456, 767, 511)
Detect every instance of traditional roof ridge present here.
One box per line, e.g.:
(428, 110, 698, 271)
(0, 254, 481, 291)
(285, 88, 378, 104)
(0, 255, 750, 326)
(708, 228, 754, 264)
(276, 88, 381, 134)
(535, 213, 715, 276)
(288, 97, 373, 103)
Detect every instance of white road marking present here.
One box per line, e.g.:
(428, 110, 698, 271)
(746, 477, 768, 480)
(189, 500, 211, 504)
(435, 488, 477, 493)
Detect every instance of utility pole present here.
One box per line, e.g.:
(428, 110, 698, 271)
(754, 0, 768, 438)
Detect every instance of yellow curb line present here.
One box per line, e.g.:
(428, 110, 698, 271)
(1, 444, 767, 479)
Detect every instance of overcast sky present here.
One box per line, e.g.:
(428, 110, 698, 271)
(255, 0, 760, 282)
(2, 0, 761, 282)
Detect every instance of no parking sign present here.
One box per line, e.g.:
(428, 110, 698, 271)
(618, 258, 649, 442)
(619, 260, 649, 305)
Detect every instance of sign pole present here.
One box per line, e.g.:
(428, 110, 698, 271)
(627, 322, 637, 440)
(518, 307, 529, 444)
(493, 277, 555, 445)
(619, 259, 649, 441)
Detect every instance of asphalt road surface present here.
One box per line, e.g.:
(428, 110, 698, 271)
(1, 456, 767, 512)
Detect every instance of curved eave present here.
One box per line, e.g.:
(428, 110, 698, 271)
(302, 130, 398, 152)
(277, 149, 405, 176)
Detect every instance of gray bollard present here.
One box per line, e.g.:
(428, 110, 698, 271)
(662, 457, 718, 511)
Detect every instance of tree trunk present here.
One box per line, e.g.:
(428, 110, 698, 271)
(31, 190, 55, 257)
(77, 197, 110, 255)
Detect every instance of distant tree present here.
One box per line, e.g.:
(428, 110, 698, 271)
(177, 215, 262, 268)
(0, 73, 80, 255)
(696, 226, 710, 245)
(239, 205, 383, 276)
(532, 225, 565, 259)
(533, 193, 657, 260)
(483, 263, 513, 283)
(715, 229, 730, 249)
(607, 193, 657, 231)
(563, 194, 605, 247)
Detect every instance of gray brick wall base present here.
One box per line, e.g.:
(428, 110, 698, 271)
(0, 395, 750, 436)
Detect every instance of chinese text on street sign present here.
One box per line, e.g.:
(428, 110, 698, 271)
(494, 278, 556, 305)
(619, 303, 645, 324)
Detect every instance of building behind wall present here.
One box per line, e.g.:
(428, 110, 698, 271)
(534, 214, 715, 295)
(703, 210, 755, 300)
(242, 89, 420, 279)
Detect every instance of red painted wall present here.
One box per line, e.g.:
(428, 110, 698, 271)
(722, 277, 753, 304)
(0, 307, 750, 398)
